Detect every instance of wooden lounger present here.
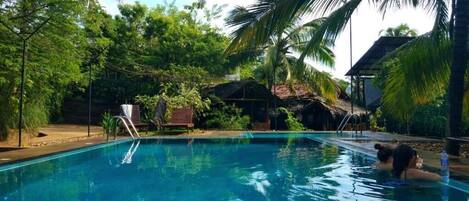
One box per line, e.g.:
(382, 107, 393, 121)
(160, 108, 194, 133)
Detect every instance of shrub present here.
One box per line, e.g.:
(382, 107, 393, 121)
(202, 96, 251, 130)
(102, 112, 118, 137)
(370, 108, 385, 132)
(135, 83, 211, 122)
(277, 107, 305, 131)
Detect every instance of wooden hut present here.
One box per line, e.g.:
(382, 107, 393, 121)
(203, 79, 280, 130)
(346, 36, 414, 109)
(273, 84, 366, 130)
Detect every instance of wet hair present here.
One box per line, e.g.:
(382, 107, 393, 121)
(374, 143, 393, 163)
(392, 144, 417, 178)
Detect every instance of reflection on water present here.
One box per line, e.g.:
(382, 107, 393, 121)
(122, 140, 140, 164)
(0, 137, 467, 201)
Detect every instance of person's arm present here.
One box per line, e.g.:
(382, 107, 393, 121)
(407, 169, 441, 181)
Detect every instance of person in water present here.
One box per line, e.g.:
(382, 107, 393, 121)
(392, 144, 441, 181)
(374, 143, 394, 171)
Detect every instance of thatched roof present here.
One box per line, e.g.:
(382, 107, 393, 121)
(203, 79, 280, 102)
(273, 84, 366, 115)
(273, 84, 313, 99)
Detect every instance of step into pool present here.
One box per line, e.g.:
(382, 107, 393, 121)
(0, 135, 468, 201)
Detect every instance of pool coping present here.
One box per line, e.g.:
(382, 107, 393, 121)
(0, 138, 132, 172)
(0, 137, 130, 166)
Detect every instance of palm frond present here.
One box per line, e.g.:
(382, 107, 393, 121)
(377, 0, 420, 16)
(225, 0, 314, 54)
(286, 57, 338, 103)
(298, 0, 361, 63)
(286, 18, 336, 67)
(225, 4, 275, 54)
(306, 68, 338, 103)
(428, 0, 449, 37)
(382, 35, 452, 120)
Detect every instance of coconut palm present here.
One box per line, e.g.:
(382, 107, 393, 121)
(224, 0, 467, 154)
(380, 24, 418, 37)
(225, 4, 338, 102)
(446, 1, 468, 154)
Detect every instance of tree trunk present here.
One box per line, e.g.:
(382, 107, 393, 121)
(446, 0, 469, 156)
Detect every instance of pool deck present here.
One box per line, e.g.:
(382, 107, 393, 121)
(0, 136, 130, 165)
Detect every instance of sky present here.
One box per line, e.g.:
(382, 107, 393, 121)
(98, 0, 435, 80)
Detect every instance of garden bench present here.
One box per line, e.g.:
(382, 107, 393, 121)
(154, 107, 194, 133)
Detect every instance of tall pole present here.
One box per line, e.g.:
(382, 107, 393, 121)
(0, 3, 53, 147)
(273, 66, 277, 130)
(18, 39, 26, 147)
(349, 15, 354, 114)
(88, 65, 92, 137)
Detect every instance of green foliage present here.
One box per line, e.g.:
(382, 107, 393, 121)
(370, 108, 385, 132)
(225, 6, 339, 103)
(135, 83, 211, 122)
(204, 108, 251, 130)
(0, 1, 232, 139)
(382, 97, 453, 136)
(89, 3, 230, 105)
(101, 112, 118, 135)
(0, 0, 94, 138)
(379, 35, 469, 122)
(202, 96, 251, 130)
(380, 24, 418, 37)
(277, 107, 305, 131)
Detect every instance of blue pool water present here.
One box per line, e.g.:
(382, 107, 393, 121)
(0, 134, 468, 201)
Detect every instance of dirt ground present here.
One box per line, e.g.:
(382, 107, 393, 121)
(407, 142, 469, 158)
(0, 124, 103, 148)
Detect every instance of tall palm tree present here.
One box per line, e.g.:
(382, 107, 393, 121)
(446, 1, 468, 154)
(225, 0, 467, 154)
(225, 5, 338, 102)
(380, 23, 418, 37)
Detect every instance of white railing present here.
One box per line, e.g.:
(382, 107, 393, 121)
(114, 116, 141, 139)
(336, 113, 362, 134)
(122, 140, 140, 164)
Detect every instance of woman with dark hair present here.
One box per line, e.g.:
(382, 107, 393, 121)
(374, 143, 393, 171)
(392, 144, 441, 181)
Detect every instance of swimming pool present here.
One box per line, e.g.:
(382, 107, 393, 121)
(0, 134, 468, 200)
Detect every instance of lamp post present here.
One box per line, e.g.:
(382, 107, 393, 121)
(88, 64, 92, 137)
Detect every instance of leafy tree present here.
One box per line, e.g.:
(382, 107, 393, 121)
(184, 0, 227, 26)
(0, 0, 95, 139)
(225, 0, 466, 146)
(90, 3, 230, 104)
(380, 24, 418, 37)
(225, 5, 339, 102)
